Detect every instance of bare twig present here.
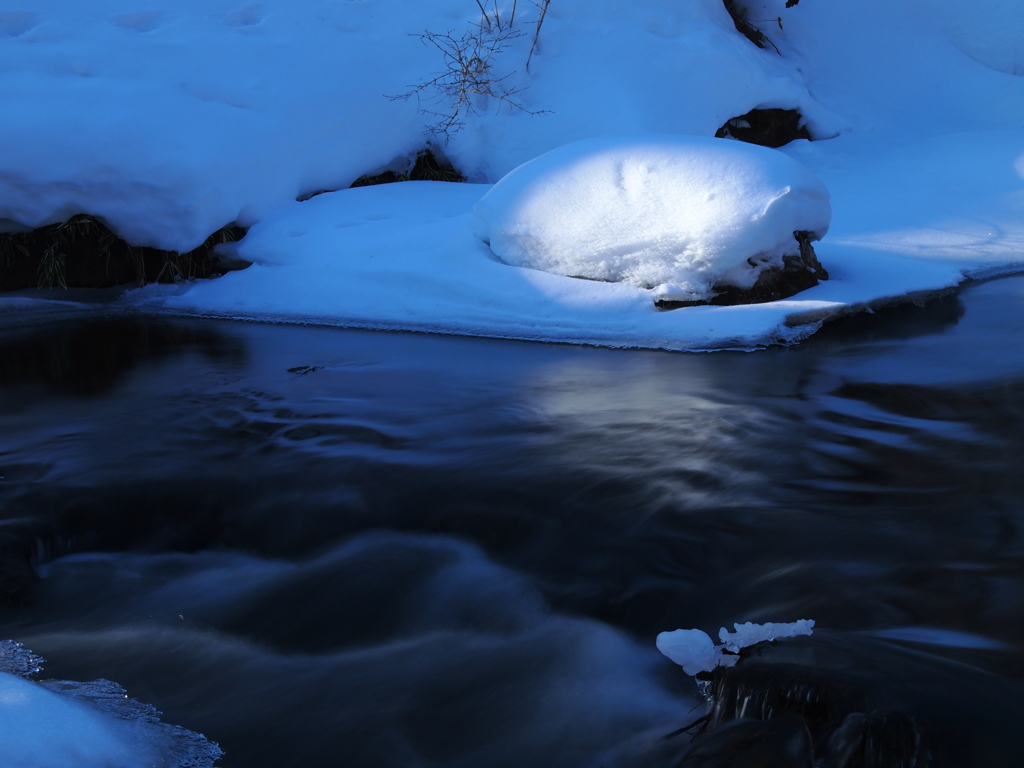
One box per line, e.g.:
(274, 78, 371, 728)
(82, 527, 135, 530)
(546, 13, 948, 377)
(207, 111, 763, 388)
(473, 0, 491, 28)
(525, 0, 550, 71)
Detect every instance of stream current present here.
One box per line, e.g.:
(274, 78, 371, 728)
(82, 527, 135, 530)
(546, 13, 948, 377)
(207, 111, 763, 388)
(1, 275, 1024, 766)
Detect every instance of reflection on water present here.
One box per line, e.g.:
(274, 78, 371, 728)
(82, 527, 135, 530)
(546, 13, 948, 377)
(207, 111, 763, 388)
(1, 275, 1024, 766)
(0, 317, 245, 396)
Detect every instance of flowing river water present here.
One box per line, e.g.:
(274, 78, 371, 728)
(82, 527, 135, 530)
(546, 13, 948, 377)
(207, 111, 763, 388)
(1, 275, 1024, 767)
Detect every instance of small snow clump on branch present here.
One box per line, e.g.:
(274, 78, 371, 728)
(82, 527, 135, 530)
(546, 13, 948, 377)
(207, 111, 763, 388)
(473, 135, 831, 298)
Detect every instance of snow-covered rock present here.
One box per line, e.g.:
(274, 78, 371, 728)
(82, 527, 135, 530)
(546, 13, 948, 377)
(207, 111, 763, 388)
(473, 135, 831, 299)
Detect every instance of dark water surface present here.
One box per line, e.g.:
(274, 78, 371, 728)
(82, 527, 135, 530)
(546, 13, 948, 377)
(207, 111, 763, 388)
(1, 276, 1024, 766)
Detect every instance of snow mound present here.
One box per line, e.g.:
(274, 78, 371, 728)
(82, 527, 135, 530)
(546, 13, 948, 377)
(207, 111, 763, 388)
(473, 135, 831, 298)
(656, 619, 815, 676)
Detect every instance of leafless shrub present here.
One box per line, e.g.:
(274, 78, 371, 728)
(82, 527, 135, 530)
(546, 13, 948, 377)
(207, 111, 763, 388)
(391, 2, 550, 141)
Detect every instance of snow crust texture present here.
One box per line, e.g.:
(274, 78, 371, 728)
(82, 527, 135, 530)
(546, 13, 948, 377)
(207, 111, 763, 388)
(474, 136, 831, 296)
(0, 639, 44, 678)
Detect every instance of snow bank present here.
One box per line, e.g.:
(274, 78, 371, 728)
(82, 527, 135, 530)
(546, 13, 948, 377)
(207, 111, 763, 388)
(3, 0, 1024, 349)
(140, 180, 843, 351)
(474, 136, 830, 297)
(656, 619, 814, 676)
(0, 0, 819, 252)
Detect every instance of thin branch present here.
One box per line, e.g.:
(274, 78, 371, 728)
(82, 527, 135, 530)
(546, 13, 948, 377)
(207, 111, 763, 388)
(473, 0, 491, 28)
(526, 0, 550, 71)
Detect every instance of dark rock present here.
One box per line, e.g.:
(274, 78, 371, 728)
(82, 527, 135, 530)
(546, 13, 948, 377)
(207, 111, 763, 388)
(722, 0, 778, 51)
(679, 715, 815, 768)
(407, 148, 465, 183)
(655, 231, 828, 310)
(344, 169, 404, 189)
(716, 108, 812, 148)
(663, 631, 1024, 768)
(677, 655, 934, 768)
(298, 148, 465, 200)
(711, 230, 827, 304)
(0, 215, 248, 291)
(349, 148, 464, 189)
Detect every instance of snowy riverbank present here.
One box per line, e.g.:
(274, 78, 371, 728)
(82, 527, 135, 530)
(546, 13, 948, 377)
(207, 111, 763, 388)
(3, 0, 1023, 350)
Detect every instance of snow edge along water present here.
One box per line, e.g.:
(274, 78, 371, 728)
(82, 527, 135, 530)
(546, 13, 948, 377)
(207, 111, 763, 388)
(0, 640, 224, 768)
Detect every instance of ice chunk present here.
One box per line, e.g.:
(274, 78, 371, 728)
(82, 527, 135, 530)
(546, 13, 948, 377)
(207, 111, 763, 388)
(655, 628, 739, 676)
(657, 620, 815, 676)
(473, 135, 831, 297)
(718, 619, 816, 653)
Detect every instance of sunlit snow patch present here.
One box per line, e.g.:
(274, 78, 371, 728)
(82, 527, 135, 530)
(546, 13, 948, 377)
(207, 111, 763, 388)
(0, 640, 222, 768)
(474, 136, 831, 300)
(656, 619, 815, 676)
